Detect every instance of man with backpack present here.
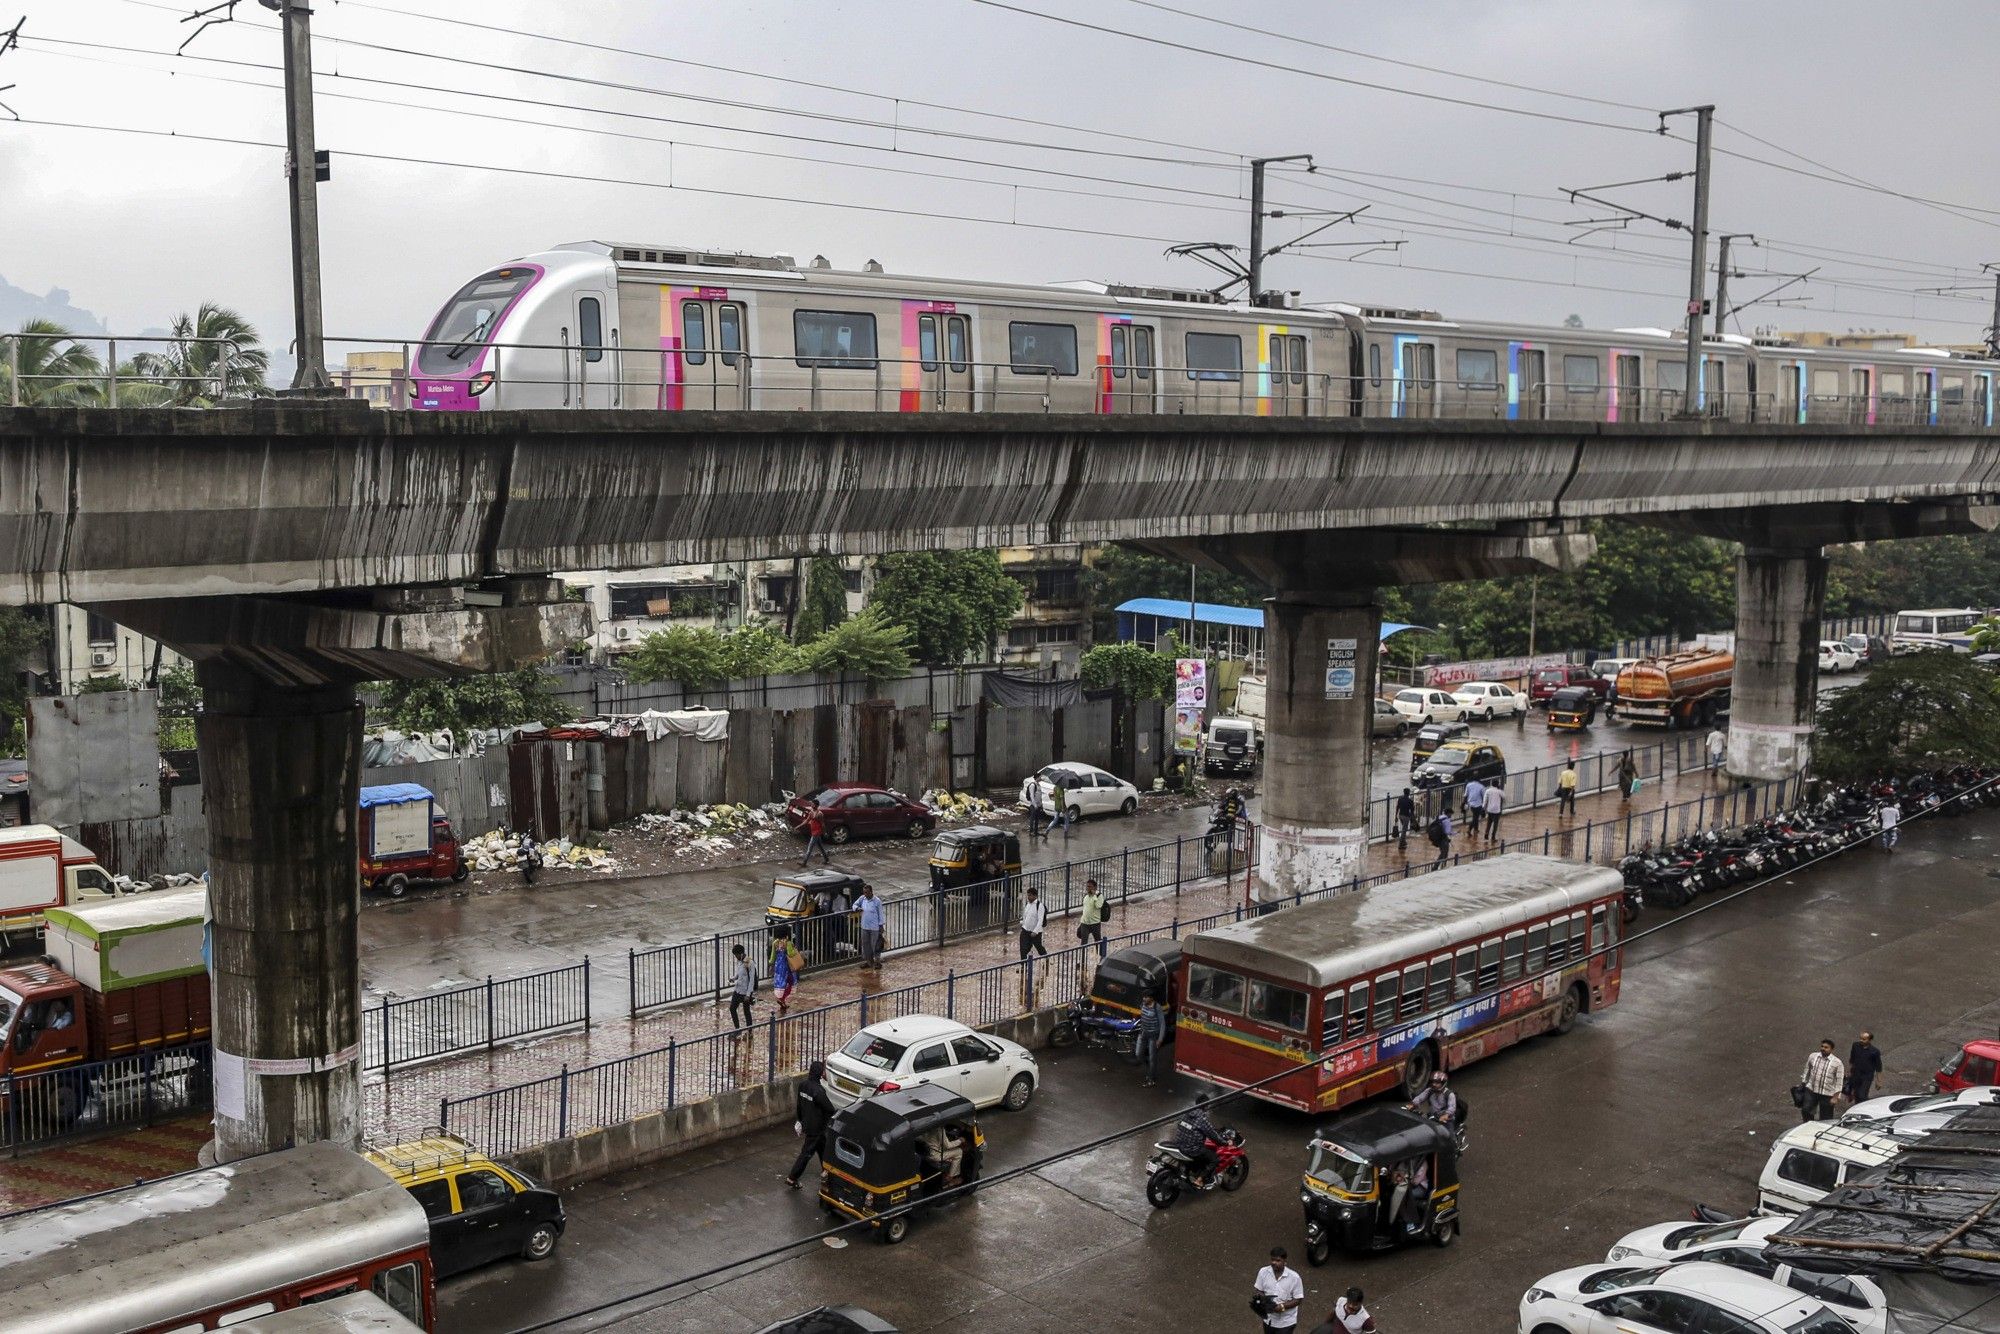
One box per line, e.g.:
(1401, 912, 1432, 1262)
(1427, 810, 1453, 870)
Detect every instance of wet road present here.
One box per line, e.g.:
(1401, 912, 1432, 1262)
(438, 787, 1996, 1334)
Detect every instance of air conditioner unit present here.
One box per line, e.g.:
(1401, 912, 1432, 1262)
(614, 625, 633, 641)
(89, 647, 117, 668)
(755, 599, 782, 614)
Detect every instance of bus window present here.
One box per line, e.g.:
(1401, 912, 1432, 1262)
(1344, 982, 1369, 1039)
(1526, 924, 1548, 975)
(1453, 946, 1476, 999)
(1604, 908, 1618, 948)
(1591, 906, 1609, 951)
(1546, 921, 1569, 968)
(1248, 979, 1308, 1031)
(1476, 940, 1501, 990)
(371, 1264, 424, 1323)
(1569, 913, 1589, 959)
(1502, 931, 1526, 983)
(1188, 963, 1245, 1013)
(1371, 972, 1399, 1030)
(1399, 963, 1426, 1019)
(219, 1305, 279, 1326)
(1426, 955, 1452, 1010)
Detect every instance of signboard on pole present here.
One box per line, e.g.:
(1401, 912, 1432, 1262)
(1324, 638, 1357, 700)
(1174, 658, 1206, 753)
(1420, 652, 1567, 689)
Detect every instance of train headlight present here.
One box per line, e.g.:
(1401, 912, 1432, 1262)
(469, 370, 497, 397)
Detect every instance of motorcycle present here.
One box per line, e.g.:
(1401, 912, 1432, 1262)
(1146, 1127, 1249, 1208)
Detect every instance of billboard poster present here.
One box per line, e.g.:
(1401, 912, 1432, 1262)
(1174, 658, 1206, 753)
(1324, 637, 1357, 700)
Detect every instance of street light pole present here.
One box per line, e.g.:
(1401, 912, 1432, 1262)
(262, 0, 332, 392)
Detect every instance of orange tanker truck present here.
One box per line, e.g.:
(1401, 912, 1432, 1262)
(1613, 648, 1734, 729)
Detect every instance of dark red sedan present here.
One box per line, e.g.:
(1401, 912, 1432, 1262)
(786, 784, 937, 844)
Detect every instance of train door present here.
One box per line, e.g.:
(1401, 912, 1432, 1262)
(1268, 332, 1308, 416)
(1916, 368, 1937, 425)
(1851, 366, 1874, 424)
(1399, 341, 1437, 418)
(1978, 372, 1994, 427)
(1103, 322, 1156, 414)
(1517, 349, 1547, 420)
(573, 290, 612, 408)
(676, 299, 749, 409)
(1703, 355, 1729, 417)
(1614, 354, 1642, 421)
(1782, 363, 1806, 424)
(917, 312, 973, 410)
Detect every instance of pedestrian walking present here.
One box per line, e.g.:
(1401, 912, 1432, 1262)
(1462, 777, 1486, 831)
(1394, 787, 1416, 856)
(1018, 886, 1048, 960)
(1483, 780, 1504, 841)
(1557, 759, 1579, 817)
(857, 884, 885, 969)
(1618, 751, 1638, 805)
(783, 1058, 835, 1188)
(1137, 991, 1167, 1087)
(1428, 810, 1453, 871)
(1077, 878, 1107, 961)
(1879, 798, 1901, 851)
(1798, 1038, 1845, 1122)
(800, 805, 831, 867)
(1252, 1247, 1306, 1332)
(1847, 1030, 1883, 1104)
(1706, 726, 1726, 778)
(770, 928, 801, 1015)
(727, 943, 756, 1030)
(1318, 1287, 1377, 1334)
(1027, 792, 1047, 841)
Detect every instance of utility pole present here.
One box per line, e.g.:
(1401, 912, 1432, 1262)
(1247, 153, 1314, 306)
(1713, 233, 1755, 340)
(1660, 105, 1714, 412)
(1987, 264, 2000, 360)
(261, 0, 332, 392)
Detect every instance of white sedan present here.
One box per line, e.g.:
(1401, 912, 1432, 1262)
(1390, 687, 1464, 725)
(1452, 681, 1526, 721)
(1519, 1261, 1861, 1334)
(822, 1014, 1039, 1113)
(1019, 761, 1140, 820)
(1843, 1085, 2000, 1124)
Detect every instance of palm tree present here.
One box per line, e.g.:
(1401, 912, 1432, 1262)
(1, 320, 106, 406)
(131, 303, 271, 404)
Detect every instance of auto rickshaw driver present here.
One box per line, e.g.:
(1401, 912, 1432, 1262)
(917, 1123, 968, 1189)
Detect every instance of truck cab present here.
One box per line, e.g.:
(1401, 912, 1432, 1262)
(0, 962, 90, 1078)
(0, 825, 120, 946)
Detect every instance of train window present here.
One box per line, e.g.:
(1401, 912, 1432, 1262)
(1657, 359, 1686, 397)
(1248, 979, 1308, 1031)
(717, 303, 742, 367)
(1562, 354, 1600, 394)
(372, 1265, 424, 1323)
(1187, 963, 1244, 1013)
(1880, 371, 1907, 400)
(1008, 321, 1079, 376)
(1943, 376, 1966, 404)
(918, 314, 940, 372)
(947, 316, 969, 372)
(579, 297, 604, 363)
(680, 303, 706, 367)
(1455, 348, 1499, 389)
(1370, 971, 1399, 1029)
(1110, 324, 1129, 379)
(794, 309, 879, 369)
(1811, 368, 1840, 400)
(1368, 342, 1382, 387)
(1133, 325, 1155, 379)
(1185, 332, 1243, 381)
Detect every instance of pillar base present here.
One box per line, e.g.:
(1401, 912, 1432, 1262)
(1726, 546, 1827, 785)
(1256, 822, 1367, 905)
(1725, 721, 1813, 783)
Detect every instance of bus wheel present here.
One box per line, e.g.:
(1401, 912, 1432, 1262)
(1400, 1044, 1436, 1099)
(1555, 985, 1584, 1035)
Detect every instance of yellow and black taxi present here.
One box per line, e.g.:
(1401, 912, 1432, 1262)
(818, 1084, 985, 1245)
(1411, 738, 1507, 790)
(363, 1134, 565, 1278)
(1300, 1104, 1461, 1262)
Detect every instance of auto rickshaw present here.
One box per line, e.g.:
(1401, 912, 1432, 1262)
(1048, 938, 1183, 1055)
(929, 826, 1021, 930)
(1299, 1105, 1461, 1262)
(1547, 684, 1599, 731)
(818, 1084, 986, 1244)
(766, 868, 869, 964)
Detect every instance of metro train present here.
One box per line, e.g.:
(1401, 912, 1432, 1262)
(405, 240, 2000, 427)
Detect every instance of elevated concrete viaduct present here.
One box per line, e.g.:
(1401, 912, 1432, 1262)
(5, 401, 1999, 1152)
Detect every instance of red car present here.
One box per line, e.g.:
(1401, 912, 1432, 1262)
(1936, 1038, 2000, 1093)
(1529, 663, 1610, 706)
(786, 784, 937, 844)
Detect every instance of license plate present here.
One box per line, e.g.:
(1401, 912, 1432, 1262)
(832, 1075, 859, 1094)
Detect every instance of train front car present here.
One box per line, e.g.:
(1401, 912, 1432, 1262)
(409, 248, 616, 411)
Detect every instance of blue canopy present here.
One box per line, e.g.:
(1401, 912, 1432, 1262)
(358, 783, 434, 808)
(1115, 598, 1425, 641)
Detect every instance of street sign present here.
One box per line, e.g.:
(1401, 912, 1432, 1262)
(1324, 637, 1357, 700)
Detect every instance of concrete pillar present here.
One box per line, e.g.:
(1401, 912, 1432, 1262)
(1726, 546, 1826, 782)
(198, 664, 363, 1160)
(1257, 593, 1378, 905)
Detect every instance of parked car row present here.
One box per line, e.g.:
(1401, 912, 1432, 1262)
(1390, 680, 1527, 725)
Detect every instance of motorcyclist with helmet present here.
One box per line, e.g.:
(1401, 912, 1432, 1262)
(1410, 1070, 1457, 1126)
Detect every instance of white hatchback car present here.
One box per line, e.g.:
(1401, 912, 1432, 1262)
(1519, 1261, 1861, 1334)
(1452, 681, 1526, 721)
(822, 1014, 1038, 1113)
(1606, 1215, 1791, 1264)
(1843, 1085, 2000, 1124)
(1019, 761, 1140, 820)
(1390, 687, 1464, 725)
(1817, 641, 1859, 673)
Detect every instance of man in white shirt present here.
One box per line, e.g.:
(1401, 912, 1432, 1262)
(1880, 799, 1901, 851)
(1800, 1038, 1845, 1122)
(1018, 886, 1048, 960)
(1253, 1246, 1305, 1331)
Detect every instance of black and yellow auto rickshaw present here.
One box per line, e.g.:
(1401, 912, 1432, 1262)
(1048, 938, 1184, 1055)
(766, 868, 869, 964)
(1546, 684, 1599, 731)
(1299, 1105, 1461, 1262)
(928, 825, 1022, 930)
(819, 1084, 986, 1244)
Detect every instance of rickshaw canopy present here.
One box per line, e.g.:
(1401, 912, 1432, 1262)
(769, 868, 868, 914)
(1550, 686, 1596, 711)
(1315, 1104, 1458, 1167)
(930, 826, 1018, 861)
(1093, 939, 1183, 1001)
(828, 1084, 979, 1155)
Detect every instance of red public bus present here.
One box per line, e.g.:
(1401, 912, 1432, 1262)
(0, 1140, 436, 1333)
(1175, 854, 1626, 1112)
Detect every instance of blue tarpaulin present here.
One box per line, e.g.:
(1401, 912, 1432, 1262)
(1115, 598, 1425, 642)
(358, 783, 434, 808)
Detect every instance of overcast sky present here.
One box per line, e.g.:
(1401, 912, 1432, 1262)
(5, 0, 2000, 360)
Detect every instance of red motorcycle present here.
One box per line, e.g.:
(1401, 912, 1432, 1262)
(1145, 1126, 1249, 1208)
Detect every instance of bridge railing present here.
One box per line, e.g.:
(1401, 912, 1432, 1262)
(2, 332, 254, 407)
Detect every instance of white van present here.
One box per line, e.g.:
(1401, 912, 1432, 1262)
(1757, 1121, 1906, 1216)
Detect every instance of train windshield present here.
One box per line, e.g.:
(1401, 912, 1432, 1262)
(417, 268, 535, 374)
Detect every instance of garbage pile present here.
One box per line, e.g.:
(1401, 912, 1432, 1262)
(461, 828, 619, 875)
(923, 789, 998, 824)
(618, 802, 791, 860)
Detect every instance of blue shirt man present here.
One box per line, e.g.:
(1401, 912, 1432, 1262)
(857, 885, 886, 969)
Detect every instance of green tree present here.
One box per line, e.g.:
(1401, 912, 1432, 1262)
(795, 607, 913, 680)
(156, 664, 199, 751)
(1, 320, 105, 405)
(870, 550, 1023, 665)
(718, 624, 802, 678)
(130, 303, 270, 405)
(795, 556, 850, 642)
(1814, 652, 2000, 780)
(74, 675, 131, 694)
(1078, 640, 1176, 700)
(375, 669, 572, 735)
(1972, 618, 2000, 655)
(621, 625, 729, 689)
(0, 609, 47, 758)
